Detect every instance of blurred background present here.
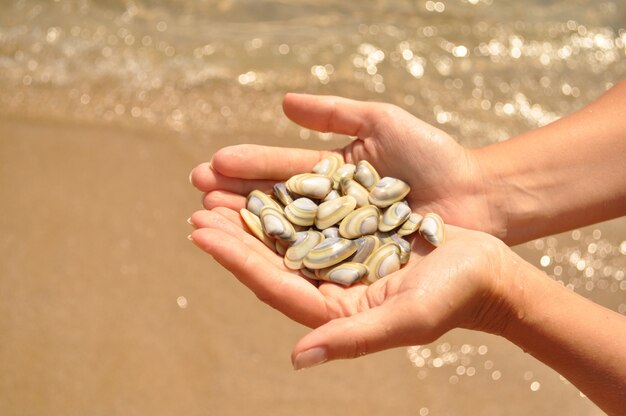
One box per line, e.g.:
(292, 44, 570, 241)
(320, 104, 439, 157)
(0, 0, 625, 414)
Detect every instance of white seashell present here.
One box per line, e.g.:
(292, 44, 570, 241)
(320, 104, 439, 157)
(351, 235, 380, 263)
(312, 153, 344, 177)
(419, 212, 445, 246)
(368, 177, 411, 208)
(315, 262, 369, 286)
(331, 163, 356, 188)
(240, 208, 275, 250)
(322, 189, 341, 202)
(354, 160, 380, 190)
(300, 267, 317, 280)
(275, 238, 290, 256)
(284, 230, 324, 270)
(315, 195, 357, 230)
(397, 212, 423, 236)
(284, 197, 318, 226)
(389, 233, 411, 264)
(363, 243, 401, 284)
(273, 182, 294, 206)
(322, 226, 340, 239)
(260, 205, 297, 242)
(286, 173, 332, 200)
(379, 201, 412, 232)
(247, 190, 282, 216)
(340, 178, 370, 208)
(303, 237, 357, 269)
(339, 205, 380, 239)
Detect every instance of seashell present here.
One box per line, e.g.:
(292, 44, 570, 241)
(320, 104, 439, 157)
(363, 243, 401, 284)
(312, 153, 344, 177)
(284, 197, 318, 226)
(322, 189, 340, 202)
(247, 190, 282, 216)
(284, 230, 324, 270)
(368, 177, 411, 208)
(240, 208, 275, 250)
(419, 212, 445, 247)
(273, 182, 294, 206)
(339, 205, 380, 239)
(322, 226, 340, 239)
(331, 163, 356, 188)
(300, 267, 317, 280)
(340, 178, 370, 208)
(354, 160, 380, 190)
(259, 205, 297, 242)
(286, 173, 332, 200)
(375, 230, 394, 244)
(351, 235, 380, 263)
(389, 233, 411, 264)
(315, 262, 369, 287)
(379, 201, 412, 232)
(303, 237, 357, 269)
(275, 238, 290, 256)
(397, 212, 423, 237)
(315, 195, 357, 230)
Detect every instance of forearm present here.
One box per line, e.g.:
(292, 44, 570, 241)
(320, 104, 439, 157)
(500, 259, 626, 415)
(474, 79, 626, 245)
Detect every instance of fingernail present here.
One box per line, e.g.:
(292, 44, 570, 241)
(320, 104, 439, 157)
(187, 217, 195, 227)
(188, 169, 194, 185)
(293, 347, 328, 370)
(187, 234, 194, 241)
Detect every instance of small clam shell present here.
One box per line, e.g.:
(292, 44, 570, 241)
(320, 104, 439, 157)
(247, 190, 282, 216)
(419, 212, 445, 246)
(340, 178, 370, 208)
(322, 226, 340, 239)
(275, 238, 290, 256)
(339, 205, 380, 239)
(354, 160, 380, 190)
(397, 212, 423, 237)
(389, 234, 411, 264)
(273, 182, 294, 206)
(363, 243, 401, 284)
(300, 267, 317, 280)
(331, 163, 356, 188)
(322, 189, 340, 202)
(284, 230, 324, 270)
(315, 262, 369, 286)
(351, 235, 380, 263)
(284, 197, 318, 226)
(368, 177, 411, 208)
(286, 173, 332, 200)
(379, 201, 412, 232)
(240, 208, 275, 250)
(303, 237, 357, 269)
(259, 205, 297, 242)
(312, 153, 344, 177)
(315, 195, 357, 230)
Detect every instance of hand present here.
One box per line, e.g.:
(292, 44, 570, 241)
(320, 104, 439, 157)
(190, 93, 499, 236)
(189, 207, 515, 369)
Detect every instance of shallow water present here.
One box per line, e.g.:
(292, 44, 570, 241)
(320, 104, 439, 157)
(1, 0, 625, 414)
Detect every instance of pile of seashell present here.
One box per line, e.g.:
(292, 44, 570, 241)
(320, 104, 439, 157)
(240, 154, 446, 287)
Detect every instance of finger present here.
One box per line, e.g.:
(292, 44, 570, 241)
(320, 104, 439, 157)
(202, 190, 247, 211)
(190, 162, 278, 194)
(211, 144, 333, 180)
(190, 228, 328, 328)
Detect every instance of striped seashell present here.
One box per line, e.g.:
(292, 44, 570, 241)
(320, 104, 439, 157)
(315, 195, 357, 230)
(339, 205, 380, 239)
(312, 153, 344, 177)
(273, 182, 294, 206)
(375, 230, 394, 244)
(368, 177, 411, 208)
(322, 226, 340, 239)
(300, 267, 317, 280)
(303, 237, 357, 269)
(351, 235, 380, 263)
(259, 205, 297, 242)
(315, 262, 369, 287)
(419, 212, 446, 247)
(284, 197, 318, 226)
(340, 178, 370, 208)
(331, 163, 356, 188)
(379, 201, 412, 232)
(286, 173, 332, 200)
(354, 160, 380, 190)
(363, 243, 401, 284)
(247, 190, 282, 216)
(275, 238, 290, 256)
(389, 233, 411, 264)
(284, 230, 324, 270)
(397, 212, 423, 236)
(240, 208, 275, 250)
(322, 189, 341, 202)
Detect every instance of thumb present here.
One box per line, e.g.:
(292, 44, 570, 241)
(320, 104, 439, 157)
(291, 299, 429, 370)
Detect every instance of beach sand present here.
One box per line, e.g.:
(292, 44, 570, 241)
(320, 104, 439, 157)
(0, 118, 608, 415)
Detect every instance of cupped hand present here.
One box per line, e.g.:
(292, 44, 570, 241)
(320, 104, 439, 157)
(189, 93, 497, 235)
(189, 207, 515, 369)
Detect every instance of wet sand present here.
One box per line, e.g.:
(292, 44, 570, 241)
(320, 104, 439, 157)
(0, 118, 608, 415)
